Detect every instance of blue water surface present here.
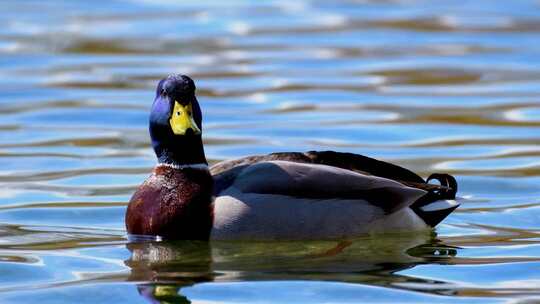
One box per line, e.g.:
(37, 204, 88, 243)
(0, 0, 539, 303)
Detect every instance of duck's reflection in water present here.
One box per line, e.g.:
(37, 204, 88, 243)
(125, 232, 458, 303)
(126, 240, 212, 303)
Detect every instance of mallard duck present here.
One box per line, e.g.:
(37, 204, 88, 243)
(125, 74, 459, 240)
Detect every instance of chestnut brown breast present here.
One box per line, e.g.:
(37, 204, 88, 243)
(125, 165, 214, 240)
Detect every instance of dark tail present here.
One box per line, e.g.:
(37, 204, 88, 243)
(411, 173, 459, 227)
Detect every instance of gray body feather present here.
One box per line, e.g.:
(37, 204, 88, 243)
(211, 161, 428, 240)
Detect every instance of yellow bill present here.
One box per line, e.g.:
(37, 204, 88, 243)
(169, 101, 201, 135)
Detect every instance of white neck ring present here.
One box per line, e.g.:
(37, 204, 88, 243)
(157, 163, 209, 170)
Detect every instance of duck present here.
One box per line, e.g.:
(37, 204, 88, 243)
(125, 74, 459, 241)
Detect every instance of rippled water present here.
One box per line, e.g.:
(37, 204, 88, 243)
(0, 0, 540, 303)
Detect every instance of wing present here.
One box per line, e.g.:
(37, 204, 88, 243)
(303, 150, 426, 184)
(219, 160, 426, 214)
(211, 151, 457, 199)
(211, 150, 425, 183)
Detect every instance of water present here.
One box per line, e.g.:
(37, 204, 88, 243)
(0, 0, 539, 302)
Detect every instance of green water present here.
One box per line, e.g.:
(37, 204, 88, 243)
(0, 0, 540, 302)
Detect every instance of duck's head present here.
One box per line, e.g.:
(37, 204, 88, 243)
(149, 74, 206, 166)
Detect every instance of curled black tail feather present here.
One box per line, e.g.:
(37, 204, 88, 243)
(426, 173, 458, 199)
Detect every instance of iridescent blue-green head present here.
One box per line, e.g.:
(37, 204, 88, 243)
(149, 74, 206, 166)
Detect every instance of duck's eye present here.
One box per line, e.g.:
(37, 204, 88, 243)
(177, 111, 182, 116)
(187, 111, 192, 116)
